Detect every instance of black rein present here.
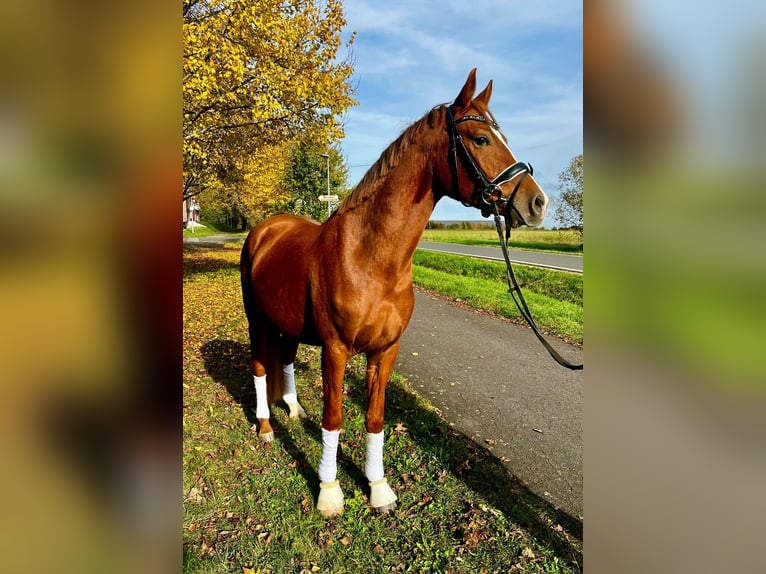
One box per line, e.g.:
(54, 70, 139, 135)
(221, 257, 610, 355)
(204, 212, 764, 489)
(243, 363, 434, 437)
(446, 104, 583, 371)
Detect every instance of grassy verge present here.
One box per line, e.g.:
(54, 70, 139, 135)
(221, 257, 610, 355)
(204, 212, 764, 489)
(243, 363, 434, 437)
(183, 219, 248, 239)
(421, 229, 582, 254)
(183, 245, 582, 573)
(412, 250, 582, 345)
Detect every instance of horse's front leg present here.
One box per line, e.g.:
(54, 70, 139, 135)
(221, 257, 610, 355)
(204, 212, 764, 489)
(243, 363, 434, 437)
(316, 344, 348, 517)
(364, 343, 399, 513)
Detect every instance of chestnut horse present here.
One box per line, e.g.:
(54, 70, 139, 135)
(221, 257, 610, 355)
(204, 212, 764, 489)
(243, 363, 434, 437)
(240, 69, 548, 516)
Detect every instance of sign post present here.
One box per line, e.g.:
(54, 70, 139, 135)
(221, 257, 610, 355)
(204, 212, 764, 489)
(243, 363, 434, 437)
(318, 194, 339, 217)
(320, 153, 332, 217)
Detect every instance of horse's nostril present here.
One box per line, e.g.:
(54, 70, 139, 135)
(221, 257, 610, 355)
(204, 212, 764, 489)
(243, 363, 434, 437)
(532, 194, 546, 215)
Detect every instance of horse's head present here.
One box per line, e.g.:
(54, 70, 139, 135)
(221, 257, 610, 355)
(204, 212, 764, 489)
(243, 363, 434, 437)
(440, 68, 548, 228)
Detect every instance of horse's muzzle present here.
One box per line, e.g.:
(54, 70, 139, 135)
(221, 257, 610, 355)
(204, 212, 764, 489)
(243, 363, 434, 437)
(496, 188, 546, 228)
(527, 190, 548, 223)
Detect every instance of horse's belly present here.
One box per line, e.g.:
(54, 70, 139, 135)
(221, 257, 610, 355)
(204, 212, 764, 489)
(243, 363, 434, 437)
(249, 271, 308, 336)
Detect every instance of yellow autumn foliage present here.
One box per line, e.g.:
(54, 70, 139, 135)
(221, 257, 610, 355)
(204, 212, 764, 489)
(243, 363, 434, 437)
(183, 0, 356, 221)
(200, 142, 290, 225)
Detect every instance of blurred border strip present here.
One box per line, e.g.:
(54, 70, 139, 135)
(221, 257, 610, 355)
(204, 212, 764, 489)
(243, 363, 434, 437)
(586, 1, 766, 572)
(0, 1, 181, 572)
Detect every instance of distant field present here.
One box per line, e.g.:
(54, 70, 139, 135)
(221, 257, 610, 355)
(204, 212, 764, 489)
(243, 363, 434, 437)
(421, 228, 583, 254)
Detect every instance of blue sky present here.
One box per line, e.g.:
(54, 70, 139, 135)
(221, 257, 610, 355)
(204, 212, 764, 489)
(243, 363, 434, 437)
(338, 0, 582, 225)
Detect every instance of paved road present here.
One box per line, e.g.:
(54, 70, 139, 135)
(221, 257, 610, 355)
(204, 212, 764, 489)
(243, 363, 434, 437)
(183, 233, 246, 245)
(395, 290, 583, 519)
(418, 241, 583, 273)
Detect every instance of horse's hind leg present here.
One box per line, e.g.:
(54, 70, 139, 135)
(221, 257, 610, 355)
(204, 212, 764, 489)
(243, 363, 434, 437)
(280, 337, 307, 419)
(249, 323, 274, 442)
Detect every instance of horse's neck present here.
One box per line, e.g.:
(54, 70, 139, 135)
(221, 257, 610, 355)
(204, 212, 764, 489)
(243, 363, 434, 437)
(348, 151, 436, 267)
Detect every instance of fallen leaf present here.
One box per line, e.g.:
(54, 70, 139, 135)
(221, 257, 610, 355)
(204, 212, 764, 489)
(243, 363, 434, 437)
(522, 547, 535, 559)
(185, 487, 203, 504)
(257, 531, 273, 545)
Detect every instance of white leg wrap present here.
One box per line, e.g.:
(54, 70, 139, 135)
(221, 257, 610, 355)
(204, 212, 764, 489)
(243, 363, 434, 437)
(282, 363, 306, 418)
(365, 431, 385, 483)
(253, 375, 270, 420)
(318, 428, 340, 483)
(282, 363, 297, 405)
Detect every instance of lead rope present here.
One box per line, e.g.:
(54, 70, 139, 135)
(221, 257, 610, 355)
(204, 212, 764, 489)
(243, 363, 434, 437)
(491, 203, 583, 370)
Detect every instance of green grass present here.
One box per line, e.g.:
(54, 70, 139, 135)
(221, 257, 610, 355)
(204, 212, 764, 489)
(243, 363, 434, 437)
(412, 250, 582, 345)
(421, 229, 583, 254)
(183, 245, 582, 573)
(413, 251, 582, 307)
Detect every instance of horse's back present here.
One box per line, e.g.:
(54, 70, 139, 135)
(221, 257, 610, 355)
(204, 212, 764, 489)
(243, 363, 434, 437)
(241, 214, 321, 337)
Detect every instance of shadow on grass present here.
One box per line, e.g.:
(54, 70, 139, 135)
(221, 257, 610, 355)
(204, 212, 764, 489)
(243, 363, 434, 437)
(200, 338, 582, 569)
(200, 339, 367, 504)
(349, 374, 583, 567)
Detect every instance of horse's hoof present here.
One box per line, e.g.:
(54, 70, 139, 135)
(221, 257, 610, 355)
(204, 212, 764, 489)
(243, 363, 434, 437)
(369, 478, 397, 512)
(319, 507, 344, 518)
(317, 480, 344, 517)
(374, 501, 397, 514)
(287, 402, 307, 419)
(259, 431, 275, 443)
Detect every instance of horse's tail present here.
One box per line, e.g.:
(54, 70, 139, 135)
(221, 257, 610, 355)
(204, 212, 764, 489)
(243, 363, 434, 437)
(264, 330, 285, 406)
(240, 230, 285, 406)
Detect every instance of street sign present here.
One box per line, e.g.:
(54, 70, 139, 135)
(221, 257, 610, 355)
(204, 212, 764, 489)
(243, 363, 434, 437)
(318, 194, 339, 202)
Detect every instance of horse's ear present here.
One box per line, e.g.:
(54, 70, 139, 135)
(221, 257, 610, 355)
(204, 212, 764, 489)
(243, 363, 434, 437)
(474, 80, 493, 107)
(454, 68, 477, 109)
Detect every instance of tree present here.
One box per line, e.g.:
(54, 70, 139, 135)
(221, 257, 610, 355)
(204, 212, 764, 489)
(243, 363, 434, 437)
(278, 140, 348, 222)
(199, 142, 290, 228)
(554, 154, 583, 238)
(183, 0, 356, 203)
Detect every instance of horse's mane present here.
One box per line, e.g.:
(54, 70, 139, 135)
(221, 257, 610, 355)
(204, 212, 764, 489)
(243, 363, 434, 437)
(335, 105, 447, 215)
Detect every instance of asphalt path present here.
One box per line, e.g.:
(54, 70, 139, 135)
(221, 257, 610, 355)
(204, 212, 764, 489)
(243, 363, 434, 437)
(395, 290, 583, 519)
(417, 241, 583, 273)
(185, 234, 583, 517)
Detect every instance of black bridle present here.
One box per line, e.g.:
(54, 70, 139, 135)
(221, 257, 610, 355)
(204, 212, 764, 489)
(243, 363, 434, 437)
(445, 104, 583, 371)
(445, 104, 533, 220)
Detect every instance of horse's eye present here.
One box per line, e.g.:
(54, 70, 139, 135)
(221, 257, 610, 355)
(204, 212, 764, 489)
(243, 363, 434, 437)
(473, 135, 490, 147)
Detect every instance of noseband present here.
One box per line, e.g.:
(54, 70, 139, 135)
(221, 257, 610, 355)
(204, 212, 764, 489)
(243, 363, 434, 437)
(445, 104, 533, 220)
